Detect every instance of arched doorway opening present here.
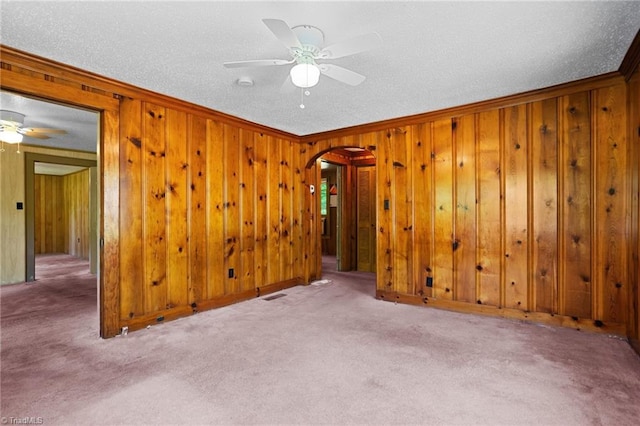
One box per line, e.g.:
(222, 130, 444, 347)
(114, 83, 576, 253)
(316, 147, 376, 274)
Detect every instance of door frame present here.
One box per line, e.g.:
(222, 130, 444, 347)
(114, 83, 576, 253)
(315, 148, 377, 273)
(1, 48, 121, 337)
(25, 152, 98, 281)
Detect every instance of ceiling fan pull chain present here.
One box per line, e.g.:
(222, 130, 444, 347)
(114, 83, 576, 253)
(300, 87, 305, 109)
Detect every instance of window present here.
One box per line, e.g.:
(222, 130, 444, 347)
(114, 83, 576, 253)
(320, 178, 328, 216)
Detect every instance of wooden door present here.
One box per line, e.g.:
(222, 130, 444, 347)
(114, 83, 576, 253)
(357, 166, 376, 272)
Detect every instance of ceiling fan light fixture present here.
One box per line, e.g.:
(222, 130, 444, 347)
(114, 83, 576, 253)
(0, 130, 23, 144)
(290, 63, 320, 88)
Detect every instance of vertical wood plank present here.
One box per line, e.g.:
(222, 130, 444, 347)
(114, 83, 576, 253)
(531, 98, 559, 314)
(376, 130, 393, 291)
(165, 108, 189, 309)
(44, 176, 54, 252)
(304, 158, 321, 282)
(291, 140, 304, 281)
(476, 110, 502, 306)
(34, 175, 42, 254)
(280, 140, 292, 280)
(412, 123, 433, 297)
(223, 124, 240, 295)
(254, 132, 268, 288)
(303, 162, 318, 283)
(119, 98, 144, 319)
(267, 136, 281, 285)
(627, 71, 640, 341)
(142, 102, 167, 313)
(503, 104, 529, 310)
(560, 92, 592, 319)
(432, 119, 454, 299)
(206, 120, 225, 298)
(453, 115, 477, 303)
(240, 129, 255, 292)
(390, 127, 412, 294)
(188, 115, 207, 304)
(593, 84, 627, 323)
(101, 107, 121, 337)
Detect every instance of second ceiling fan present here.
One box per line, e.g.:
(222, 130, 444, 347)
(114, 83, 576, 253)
(224, 19, 382, 89)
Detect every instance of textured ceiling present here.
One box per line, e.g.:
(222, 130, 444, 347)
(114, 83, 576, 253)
(0, 91, 99, 153)
(1, 1, 639, 153)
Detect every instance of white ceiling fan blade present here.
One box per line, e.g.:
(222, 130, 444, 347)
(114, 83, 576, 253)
(262, 19, 302, 51)
(224, 59, 292, 68)
(21, 127, 67, 134)
(279, 75, 297, 94)
(318, 32, 382, 59)
(318, 64, 366, 86)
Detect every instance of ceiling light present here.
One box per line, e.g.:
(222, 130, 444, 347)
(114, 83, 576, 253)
(0, 130, 23, 144)
(290, 63, 320, 88)
(236, 77, 254, 87)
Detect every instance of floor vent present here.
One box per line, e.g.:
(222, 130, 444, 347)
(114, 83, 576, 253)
(263, 293, 287, 301)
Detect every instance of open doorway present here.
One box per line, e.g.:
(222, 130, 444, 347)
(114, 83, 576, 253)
(318, 148, 376, 274)
(31, 160, 97, 280)
(320, 160, 342, 270)
(0, 90, 99, 304)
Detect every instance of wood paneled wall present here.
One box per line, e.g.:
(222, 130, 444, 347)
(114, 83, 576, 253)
(2, 45, 638, 342)
(117, 98, 314, 329)
(34, 169, 91, 259)
(302, 79, 630, 335)
(34, 174, 66, 254)
(628, 66, 640, 352)
(65, 169, 91, 259)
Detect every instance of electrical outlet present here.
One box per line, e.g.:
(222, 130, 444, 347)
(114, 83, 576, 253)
(426, 276, 433, 288)
(228, 268, 234, 278)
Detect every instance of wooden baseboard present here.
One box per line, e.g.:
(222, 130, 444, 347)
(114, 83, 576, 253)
(376, 290, 627, 336)
(119, 278, 303, 335)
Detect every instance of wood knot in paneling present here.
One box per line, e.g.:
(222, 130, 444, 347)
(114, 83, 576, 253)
(129, 137, 142, 148)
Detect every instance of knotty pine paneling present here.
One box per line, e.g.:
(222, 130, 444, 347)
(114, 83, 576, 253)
(376, 130, 393, 292)
(188, 115, 207, 304)
(64, 169, 90, 259)
(119, 98, 145, 319)
(432, 119, 454, 300)
(142, 102, 168, 313)
(593, 85, 627, 324)
(559, 92, 592, 319)
(118, 99, 304, 326)
(4, 45, 637, 340)
(628, 67, 640, 347)
(165, 109, 189, 309)
(453, 115, 476, 303)
(626, 69, 640, 346)
(503, 104, 529, 310)
(206, 120, 225, 299)
(411, 123, 433, 298)
(34, 174, 66, 254)
(303, 80, 630, 335)
(34, 170, 90, 258)
(530, 98, 559, 314)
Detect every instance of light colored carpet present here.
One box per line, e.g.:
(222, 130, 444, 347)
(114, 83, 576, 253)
(1, 254, 639, 425)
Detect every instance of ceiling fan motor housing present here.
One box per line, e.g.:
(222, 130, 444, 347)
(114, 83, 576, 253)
(291, 25, 324, 64)
(292, 25, 324, 48)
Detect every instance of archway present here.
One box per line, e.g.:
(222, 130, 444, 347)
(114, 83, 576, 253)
(311, 147, 376, 275)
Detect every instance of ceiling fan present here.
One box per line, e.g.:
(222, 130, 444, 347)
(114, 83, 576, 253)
(0, 109, 67, 152)
(224, 19, 382, 91)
